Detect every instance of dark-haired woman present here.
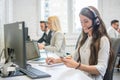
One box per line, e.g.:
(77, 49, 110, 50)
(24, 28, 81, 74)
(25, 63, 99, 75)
(46, 6, 114, 80)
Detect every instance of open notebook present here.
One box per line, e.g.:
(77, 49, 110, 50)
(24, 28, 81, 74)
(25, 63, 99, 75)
(39, 63, 64, 67)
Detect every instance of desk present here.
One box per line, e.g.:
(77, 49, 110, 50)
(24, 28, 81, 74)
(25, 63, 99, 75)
(0, 64, 92, 80)
(0, 51, 92, 80)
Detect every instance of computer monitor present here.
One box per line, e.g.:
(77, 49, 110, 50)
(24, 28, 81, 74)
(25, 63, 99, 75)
(25, 27, 28, 41)
(4, 21, 26, 68)
(4, 22, 51, 79)
(25, 27, 31, 41)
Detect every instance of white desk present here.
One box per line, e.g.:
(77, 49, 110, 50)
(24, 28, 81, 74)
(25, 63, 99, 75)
(0, 64, 92, 80)
(0, 51, 92, 80)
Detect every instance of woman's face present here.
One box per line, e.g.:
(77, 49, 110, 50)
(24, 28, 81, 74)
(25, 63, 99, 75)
(80, 14, 93, 33)
(47, 19, 52, 29)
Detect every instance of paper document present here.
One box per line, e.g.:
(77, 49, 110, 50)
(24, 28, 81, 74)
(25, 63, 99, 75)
(39, 63, 64, 67)
(27, 61, 45, 64)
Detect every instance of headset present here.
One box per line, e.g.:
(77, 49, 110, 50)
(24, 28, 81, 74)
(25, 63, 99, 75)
(45, 21, 48, 29)
(40, 21, 48, 29)
(87, 7, 100, 26)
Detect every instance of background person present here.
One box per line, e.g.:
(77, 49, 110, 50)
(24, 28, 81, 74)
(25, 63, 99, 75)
(38, 16, 66, 57)
(38, 21, 52, 46)
(107, 20, 119, 38)
(108, 20, 120, 69)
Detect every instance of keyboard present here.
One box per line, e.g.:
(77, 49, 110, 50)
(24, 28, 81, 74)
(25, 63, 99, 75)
(19, 66, 51, 79)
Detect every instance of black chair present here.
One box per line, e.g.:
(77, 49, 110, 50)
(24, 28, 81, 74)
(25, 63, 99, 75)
(75, 33, 82, 49)
(103, 38, 120, 80)
(116, 46, 120, 71)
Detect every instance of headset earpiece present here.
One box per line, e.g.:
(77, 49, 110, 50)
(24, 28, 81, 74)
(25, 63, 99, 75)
(87, 7, 100, 26)
(45, 22, 47, 28)
(95, 17, 100, 26)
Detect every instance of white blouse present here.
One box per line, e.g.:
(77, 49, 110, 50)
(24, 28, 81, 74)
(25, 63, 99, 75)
(107, 27, 119, 38)
(73, 36, 110, 80)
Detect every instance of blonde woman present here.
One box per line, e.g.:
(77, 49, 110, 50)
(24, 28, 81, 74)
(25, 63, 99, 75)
(38, 16, 66, 56)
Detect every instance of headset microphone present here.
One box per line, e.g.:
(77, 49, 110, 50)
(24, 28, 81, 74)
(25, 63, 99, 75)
(45, 21, 47, 29)
(87, 26, 92, 30)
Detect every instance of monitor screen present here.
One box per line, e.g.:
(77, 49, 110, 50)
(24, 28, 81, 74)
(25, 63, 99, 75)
(26, 41, 40, 60)
(24, 27, 30, 41)
(4, 21, 26, 68)
(25, 27, 28, 41)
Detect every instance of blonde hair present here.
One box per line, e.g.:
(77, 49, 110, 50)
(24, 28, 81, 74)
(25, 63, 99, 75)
(48, 16, 61, 31)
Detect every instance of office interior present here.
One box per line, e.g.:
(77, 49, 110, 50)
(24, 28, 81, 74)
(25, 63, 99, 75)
(0, 0, 120, 80)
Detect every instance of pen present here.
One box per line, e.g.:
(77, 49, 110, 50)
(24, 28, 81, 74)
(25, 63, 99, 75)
(45, 50, 51, 65)
(47, 60, 51, 65)
(45, 50, 49, 58)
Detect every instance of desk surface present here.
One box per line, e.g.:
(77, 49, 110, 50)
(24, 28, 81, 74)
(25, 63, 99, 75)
(0, 64, 92, 80)
(0, 51, 92, 80)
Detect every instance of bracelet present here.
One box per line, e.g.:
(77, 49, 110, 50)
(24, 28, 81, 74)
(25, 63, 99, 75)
(75, 63, 81, 69)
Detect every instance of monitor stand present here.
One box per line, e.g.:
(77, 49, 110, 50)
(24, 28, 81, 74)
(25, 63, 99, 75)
(1, 68, 24, 78)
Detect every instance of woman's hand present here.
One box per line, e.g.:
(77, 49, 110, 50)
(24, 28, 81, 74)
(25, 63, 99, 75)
(46, 57, 58, 65)
(38, 43, 45, 49)
(61, 57, 79, 68)
(46, 57, 63, 65)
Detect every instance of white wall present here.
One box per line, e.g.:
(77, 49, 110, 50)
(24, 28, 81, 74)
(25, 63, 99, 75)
(11, 0, 120, 38)
(12, 0, 40, 39)
(99, 0, 120, 28)
(0, 0, 13, 52)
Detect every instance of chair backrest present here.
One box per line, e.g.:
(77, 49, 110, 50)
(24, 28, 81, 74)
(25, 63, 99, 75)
(103, 38, 120, 80)
(75, 33, 82, 49)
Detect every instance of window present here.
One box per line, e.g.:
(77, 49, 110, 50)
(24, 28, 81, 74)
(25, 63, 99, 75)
(73, 0, 98, 33)
(0, 0, 12, 51)
(0, 0, 5, 51)
(39, 0, 98, 33)
(40, 0, 49, 21)
(40, 0, 68, 33)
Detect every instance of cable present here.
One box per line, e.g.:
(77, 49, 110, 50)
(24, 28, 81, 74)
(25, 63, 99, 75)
(0, 48, 5, 62)
(0, 48, 5, 76)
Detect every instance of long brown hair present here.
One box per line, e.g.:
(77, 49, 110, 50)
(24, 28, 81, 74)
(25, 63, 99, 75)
(77, 6, 114, 70)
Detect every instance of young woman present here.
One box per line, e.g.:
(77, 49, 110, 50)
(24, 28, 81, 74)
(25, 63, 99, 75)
(46, 6, 114, 80)
(38, 16, 66, 57)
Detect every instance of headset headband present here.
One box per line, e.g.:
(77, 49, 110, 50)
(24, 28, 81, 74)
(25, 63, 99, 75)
(87, 7, 98, 18)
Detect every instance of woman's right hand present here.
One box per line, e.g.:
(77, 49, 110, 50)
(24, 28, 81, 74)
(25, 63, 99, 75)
(46, 57, 57, 65)
(38, 43, 45, 49)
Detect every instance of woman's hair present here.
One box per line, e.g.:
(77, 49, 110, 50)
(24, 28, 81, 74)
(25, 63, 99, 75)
(48, 16, 61, 31)
(77, 6, 114, 70)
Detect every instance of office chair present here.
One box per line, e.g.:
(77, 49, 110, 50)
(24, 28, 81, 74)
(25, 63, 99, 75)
(116, 45, 120, 71)
(75, 33, 82, 49)
(103, 38, 120, 80)
(111, 38, 120, 71)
